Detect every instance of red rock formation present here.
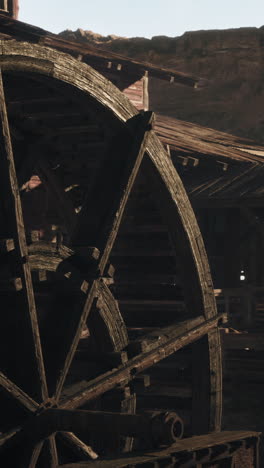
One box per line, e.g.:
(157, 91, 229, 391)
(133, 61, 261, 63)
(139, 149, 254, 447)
(59, 27, 264, 143)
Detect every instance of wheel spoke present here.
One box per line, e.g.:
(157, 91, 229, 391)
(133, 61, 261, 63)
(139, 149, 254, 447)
(52, 113, 153, 399)
(60, 315, 223, 410)
(53, 280, 97, 399)
(0, 427, 21, 447)
(0, 68, 48, 401)
(53, 269, 129, 400)
(48, 435, 59, 468)
(0, 433, 44, 468)
(58, 432, 98, 460)
(71, 111, 154, 274)
(36, 436, 58, 468)
(0, 41, 225, 465)
(0, 371, 38, 412)
(28, 441, 44, 468)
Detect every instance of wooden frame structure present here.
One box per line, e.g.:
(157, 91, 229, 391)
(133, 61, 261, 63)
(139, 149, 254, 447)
(155, 114, 264, 329)
(0, 41, 226, 466)
(0, 1, 18, 18)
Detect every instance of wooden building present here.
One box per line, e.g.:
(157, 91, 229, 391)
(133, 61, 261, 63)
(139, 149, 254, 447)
(0, 0, 18, 19)
(152, 115, 264, 438)
(0, 10, 261, 468)
(154, 115, 264, 329)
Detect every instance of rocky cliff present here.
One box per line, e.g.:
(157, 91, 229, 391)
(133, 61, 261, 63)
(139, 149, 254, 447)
(59, 27, 264, 142)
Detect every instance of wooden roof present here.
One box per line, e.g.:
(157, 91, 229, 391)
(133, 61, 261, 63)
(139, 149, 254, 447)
(0, 14, 203, 88)
(155, 114, 264, 163)
(1, 12, 263, 203)
(155, 114, 264, 202)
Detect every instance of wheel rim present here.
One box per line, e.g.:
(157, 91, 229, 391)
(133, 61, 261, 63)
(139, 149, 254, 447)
(0, 41, 222, 467)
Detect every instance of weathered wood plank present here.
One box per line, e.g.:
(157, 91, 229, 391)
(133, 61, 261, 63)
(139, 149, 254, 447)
(207, 328, 222, 432)
(60, 314, 223, 410)
(58, 432, 98, 460)
(48, 435, 59, 468)
(53, 113, 153, 398)
(0, 45, 223, 458)
(28, 441, 44, 468)
(0, 67, 48, 401)
(126, 316, 204, 356)
(28, 241, 74, 271)
(88, 279, 128, 353)
(0, 43, 137, 130)
(121, 392, 136, 453)
(58, 431, 260, 468)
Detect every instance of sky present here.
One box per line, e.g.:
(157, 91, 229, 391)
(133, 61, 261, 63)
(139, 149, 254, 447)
(19, 0, 264, 38)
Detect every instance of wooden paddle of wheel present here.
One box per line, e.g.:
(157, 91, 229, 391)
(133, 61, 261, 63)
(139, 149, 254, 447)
(0, 42, 222, 467)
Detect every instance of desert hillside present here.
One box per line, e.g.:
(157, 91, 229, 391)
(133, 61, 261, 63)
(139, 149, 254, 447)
(60, 27, 264, 142)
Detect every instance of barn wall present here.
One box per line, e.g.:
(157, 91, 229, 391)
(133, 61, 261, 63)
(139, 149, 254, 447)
(0, 1, 18, 18)
(123, 76, 149, 111)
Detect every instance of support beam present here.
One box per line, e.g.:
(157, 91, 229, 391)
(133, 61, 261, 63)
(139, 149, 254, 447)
(61, 314, 224, 410)
(126, 316, 204, 356)
(10, 409, 183, 449)
(54, 112, 154, 400)
(71, 111, 154, 274)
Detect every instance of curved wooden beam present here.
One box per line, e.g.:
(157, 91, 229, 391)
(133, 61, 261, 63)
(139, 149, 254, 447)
(142, 145, 216, 321)
(0, 41, 136, 122)
(89, 279, 129, 352)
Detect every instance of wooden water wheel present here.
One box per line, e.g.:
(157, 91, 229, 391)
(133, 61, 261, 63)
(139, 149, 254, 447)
(0, 41, 223, 467)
